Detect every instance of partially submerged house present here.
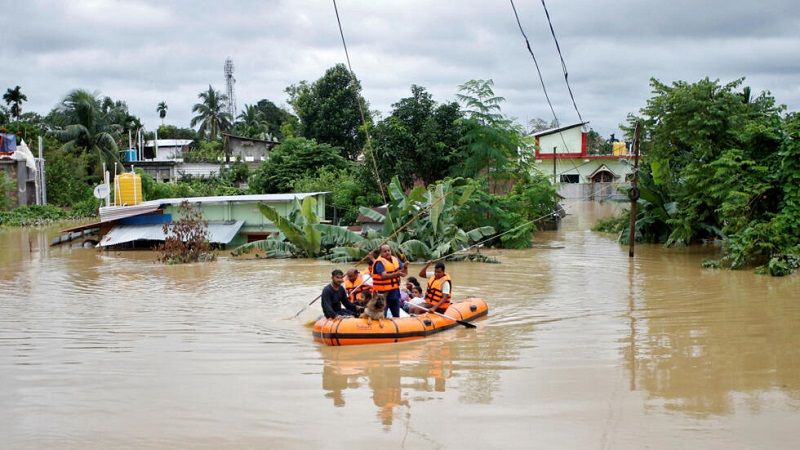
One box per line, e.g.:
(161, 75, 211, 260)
(532, 122, 633, 200)
(57, 192, 328, 249)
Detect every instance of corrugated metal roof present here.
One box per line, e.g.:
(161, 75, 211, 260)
(99, 203, 161, 222)
(98, 192, 328, 221)
(141, 192, 329, 207)
(99, 220, 244, 247)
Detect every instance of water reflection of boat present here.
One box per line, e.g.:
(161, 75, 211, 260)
(313, 298, 488, 346)
(320, 340, 455, 426)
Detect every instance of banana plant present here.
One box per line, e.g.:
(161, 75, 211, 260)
(353, 177, 496, 262)
(232, 196, 322, 257)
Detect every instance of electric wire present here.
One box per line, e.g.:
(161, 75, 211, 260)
(331, 0, 386, 203)
(509, 0, 584, 183)
(540, 0, 583, 123)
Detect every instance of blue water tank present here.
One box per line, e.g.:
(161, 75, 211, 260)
(124, 149, 137, 162)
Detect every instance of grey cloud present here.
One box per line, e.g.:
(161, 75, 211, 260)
(1, 0, 798, 140)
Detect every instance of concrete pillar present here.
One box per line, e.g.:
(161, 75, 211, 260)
(16, 160, 28, 207)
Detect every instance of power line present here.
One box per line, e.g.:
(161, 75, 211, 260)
(509, 0, 561, 130)
(331, 0, 386, 203)
(540, 0, 583, 123)
(510, 0, 584, 185)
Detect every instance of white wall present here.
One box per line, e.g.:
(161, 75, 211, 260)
(539, 127, 583, 155)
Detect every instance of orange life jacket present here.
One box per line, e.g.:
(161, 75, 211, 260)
(371, 256, 401, 292)
(344, 274, 370, 303)
(425, 273, 452, 310)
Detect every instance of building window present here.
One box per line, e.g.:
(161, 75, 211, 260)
(560, 174, 579, 183)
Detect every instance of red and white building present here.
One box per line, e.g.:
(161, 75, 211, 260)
(532, 122, 634, 200)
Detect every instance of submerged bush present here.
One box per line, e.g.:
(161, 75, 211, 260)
(157, 201, 216, 264)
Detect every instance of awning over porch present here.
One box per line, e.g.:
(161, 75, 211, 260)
(99, 220, 245, 247)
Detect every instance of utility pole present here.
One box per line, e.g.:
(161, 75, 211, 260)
(553, 146, 557, 185)
(628, 122, 641, 258)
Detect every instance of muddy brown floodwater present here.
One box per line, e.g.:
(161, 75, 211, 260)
(1, 201, 798, 449)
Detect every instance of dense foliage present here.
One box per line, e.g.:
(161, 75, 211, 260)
(0, 204, 96, 226)
(0, 171, 15, 210)
(248, 137, 348, 193)
(286, 64, 370, 161)
(611, 78, 799, 275)
(234, 178, 497, 263)
(371, 85, 464, 188)
(1, 72, 559, 255)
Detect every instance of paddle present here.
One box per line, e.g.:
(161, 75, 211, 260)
(290, 193, 451, 319)
(291, 275, 371, 319)
(414, 304, 477, 329)
(292, 294, 322, 318)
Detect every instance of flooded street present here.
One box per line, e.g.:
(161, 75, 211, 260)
(1, 201, 799, 449)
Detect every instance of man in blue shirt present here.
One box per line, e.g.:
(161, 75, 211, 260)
(371, 244, 407, 318)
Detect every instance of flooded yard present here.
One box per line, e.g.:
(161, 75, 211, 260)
(1, 201, 798, 449)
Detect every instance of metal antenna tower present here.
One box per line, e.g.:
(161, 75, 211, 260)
(224, 57, 236, 119)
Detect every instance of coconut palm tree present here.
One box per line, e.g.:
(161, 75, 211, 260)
(190, 85, 231, 141)
(157, 101, 168, 125)
(50, 89, 119, 174)
(3, 86, 27, 121)
(235, 104, 269, 139)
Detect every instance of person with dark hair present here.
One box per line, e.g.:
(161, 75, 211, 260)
(413, 260, 453, 314)
(321, 269, 358, 319)
(371, 244, 407, 318)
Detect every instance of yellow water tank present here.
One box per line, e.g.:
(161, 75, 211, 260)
(612, 141, 628, 156)
(115, 172, 143, 206)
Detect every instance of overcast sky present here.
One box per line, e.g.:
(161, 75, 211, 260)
(2, 0, 798, 139)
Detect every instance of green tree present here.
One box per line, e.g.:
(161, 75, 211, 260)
(44, 148, 93, 207)
(157, 124, 198, 140)
(233, 104, 268, 139)
(372, 85, 464, 188)
(0, 171, 15, 210)
(292, 166, 383, 225)
(587, 129, 612, 155)
(254, 98, 297, 140)
(157, 101, 168, 125)
(614, 77, 799, 275)
(286, 64, 370, 160)
(456, 79, 528, 189)
(3, 86, 27, 121)
(190, 85, 231, 141)
(100, 96, 141, 136)
(49, 89, 120, 177)
(249, 137, 348, 193)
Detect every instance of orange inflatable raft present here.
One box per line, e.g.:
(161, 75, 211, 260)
(313, 298, 488, 346)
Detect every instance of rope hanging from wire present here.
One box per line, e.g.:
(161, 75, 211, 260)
(332, 0, 386, 203)
(540, 0, 583, 123)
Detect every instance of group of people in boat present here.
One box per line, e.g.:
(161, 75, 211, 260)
(321, 244, 453, 320)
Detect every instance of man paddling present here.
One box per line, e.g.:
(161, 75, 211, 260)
(321, 269, 358, 319)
